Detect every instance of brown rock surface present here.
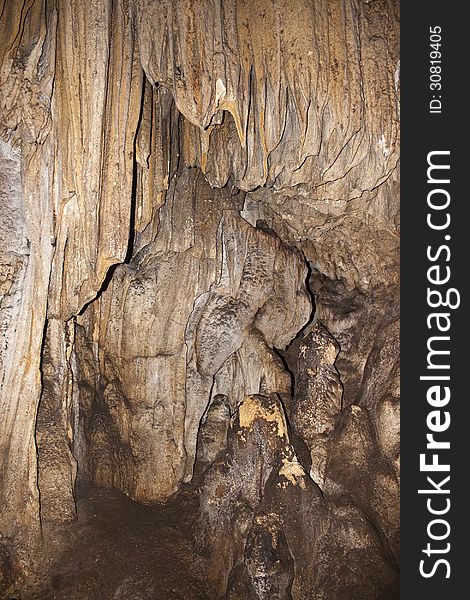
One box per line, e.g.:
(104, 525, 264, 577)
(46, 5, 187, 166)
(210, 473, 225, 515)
(289, 322, 343, 487)
(196, 393, 398, 599)
(74, 167, 310, 503)
(0, 0, 399, 596)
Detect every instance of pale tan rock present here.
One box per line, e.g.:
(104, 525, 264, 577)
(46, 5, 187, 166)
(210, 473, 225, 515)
(1, 4, 57, 573)
(136, 0, 399, 203)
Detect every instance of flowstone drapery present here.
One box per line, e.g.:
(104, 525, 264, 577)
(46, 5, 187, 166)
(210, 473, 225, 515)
(0, 2, 399, 597)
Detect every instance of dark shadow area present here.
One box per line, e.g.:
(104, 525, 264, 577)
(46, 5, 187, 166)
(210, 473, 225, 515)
(31, 482, 209, 600)
(274, 255, 318, 399)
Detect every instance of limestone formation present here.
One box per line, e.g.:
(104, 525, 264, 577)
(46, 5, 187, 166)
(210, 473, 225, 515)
(324, 403, 400, 561)
(196, 393, 398, 599)
(227, 513, 295, 600)
(194, 394, 232, 479)
(73, 168, 310, 503)
(289, 322, 343, 487)
(195, 394, 311, 597)
(0, 0, 399, 597)
(36, 318, 78, 523)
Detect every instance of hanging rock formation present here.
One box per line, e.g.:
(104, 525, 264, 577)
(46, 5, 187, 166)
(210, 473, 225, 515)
(0, 0, 399, 597)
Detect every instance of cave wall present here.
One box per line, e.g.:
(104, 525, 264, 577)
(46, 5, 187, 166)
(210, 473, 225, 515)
(74, 166, 311, 503)
(0, 0, 399, 596)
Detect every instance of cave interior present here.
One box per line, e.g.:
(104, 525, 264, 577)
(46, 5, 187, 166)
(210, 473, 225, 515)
(0, 1, 400, 598)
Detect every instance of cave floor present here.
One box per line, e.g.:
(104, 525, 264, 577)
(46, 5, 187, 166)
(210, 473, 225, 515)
(28, 482, 210, 600)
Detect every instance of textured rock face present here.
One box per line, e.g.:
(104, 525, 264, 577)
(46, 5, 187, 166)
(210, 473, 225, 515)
(289, 322, 343, 487)
(136, 0, 399, 200)
(0, 0, 399, 596)
(196, 394, 398, 600)
(1, 2, 57, 566)
(75, 168, 310, 503)
(194, 394, 232, 479)
(196, 394, 311, 597)
(36, 319, 78, 523)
